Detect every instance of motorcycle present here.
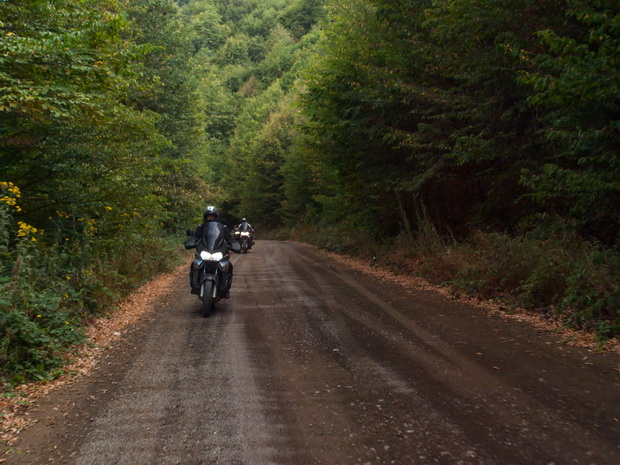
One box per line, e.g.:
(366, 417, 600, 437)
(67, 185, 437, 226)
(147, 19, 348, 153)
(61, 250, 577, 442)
(185, 224, 240, 317)
(238, 231, 251, 253)
(232, 227, 251, 253)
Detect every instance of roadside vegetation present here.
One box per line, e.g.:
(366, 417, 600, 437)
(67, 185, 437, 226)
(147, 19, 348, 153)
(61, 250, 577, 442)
(1, 0, 618, 386)
(0, 0, 206, 386)
(292, 221, 619, 342)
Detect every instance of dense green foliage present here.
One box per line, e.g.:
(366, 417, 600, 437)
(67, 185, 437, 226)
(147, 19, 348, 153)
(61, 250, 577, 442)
(181, 0, 324, 226)
(0, 0, 209, 383)
(297, 0, 619, 241)
(1, 0, 618, 384)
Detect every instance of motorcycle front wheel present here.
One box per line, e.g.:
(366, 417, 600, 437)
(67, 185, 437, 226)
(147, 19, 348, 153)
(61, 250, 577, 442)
(201, 281, 215, 317)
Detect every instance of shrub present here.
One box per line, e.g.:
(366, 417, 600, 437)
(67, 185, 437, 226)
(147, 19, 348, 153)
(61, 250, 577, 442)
(0, 184, 184, 386)
(559, 247, 620, 338)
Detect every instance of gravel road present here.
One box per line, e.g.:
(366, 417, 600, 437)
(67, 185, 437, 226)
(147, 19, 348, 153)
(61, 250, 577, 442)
(4, 240, 619, 464)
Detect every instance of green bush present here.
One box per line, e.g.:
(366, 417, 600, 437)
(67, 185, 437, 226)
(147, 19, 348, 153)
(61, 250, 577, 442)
(0, 189, 184, 386)
(0, 293, 83, 383)
(559, 248, 620, 338)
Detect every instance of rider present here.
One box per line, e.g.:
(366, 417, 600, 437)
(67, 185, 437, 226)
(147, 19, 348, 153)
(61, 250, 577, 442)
(237, 217, 255, 246)
(186, 206, 237, 298)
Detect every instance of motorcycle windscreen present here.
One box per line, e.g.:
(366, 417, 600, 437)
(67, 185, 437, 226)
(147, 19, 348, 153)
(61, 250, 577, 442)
(199, 222, 229, 253)
(239, 222, 250, 231)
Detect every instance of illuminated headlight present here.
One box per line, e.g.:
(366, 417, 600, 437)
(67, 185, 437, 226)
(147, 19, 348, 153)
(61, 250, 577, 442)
(200, 251, 224, 261)
(240, 232, 250, 236)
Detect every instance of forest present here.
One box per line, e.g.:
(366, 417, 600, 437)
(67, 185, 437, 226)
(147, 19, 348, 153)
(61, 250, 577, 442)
(0, 0, 618, 383)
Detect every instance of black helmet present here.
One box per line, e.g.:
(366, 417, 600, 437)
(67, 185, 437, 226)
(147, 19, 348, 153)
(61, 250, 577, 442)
(203, 206, 219, 221)
(242, 217, 247, 222)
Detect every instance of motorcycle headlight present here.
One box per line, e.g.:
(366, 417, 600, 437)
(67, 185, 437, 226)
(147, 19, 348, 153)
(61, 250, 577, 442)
(200, 251, 224, 261)
(240, 232, 250, 236)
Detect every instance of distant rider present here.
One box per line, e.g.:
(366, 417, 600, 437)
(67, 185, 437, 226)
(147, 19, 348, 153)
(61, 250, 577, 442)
(237, 217, 255, 247)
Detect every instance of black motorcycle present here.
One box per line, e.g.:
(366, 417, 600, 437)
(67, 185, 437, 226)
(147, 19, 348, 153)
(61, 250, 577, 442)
(185, 224, 240, 317)
(238, 230, 251, 253)
(232, 227, 251, 253)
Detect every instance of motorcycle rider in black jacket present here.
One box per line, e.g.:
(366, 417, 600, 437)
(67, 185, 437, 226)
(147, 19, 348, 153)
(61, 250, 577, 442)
(187, 206, 237, 297)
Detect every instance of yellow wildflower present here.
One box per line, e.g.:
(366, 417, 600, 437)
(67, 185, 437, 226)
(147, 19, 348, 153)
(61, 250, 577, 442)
(17, 221, 39, 237)
(0, 182, 21, 211)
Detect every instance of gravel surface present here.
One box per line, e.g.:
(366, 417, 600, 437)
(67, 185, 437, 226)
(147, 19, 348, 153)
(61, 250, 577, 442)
(2, 240, 619, 464)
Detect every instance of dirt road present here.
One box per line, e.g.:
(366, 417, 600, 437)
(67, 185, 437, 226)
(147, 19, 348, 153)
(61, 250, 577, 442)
(4, 241, 619, 464)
